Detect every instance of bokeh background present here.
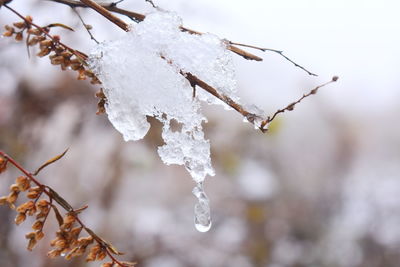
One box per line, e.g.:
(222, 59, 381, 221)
(1, 0, 400, 266)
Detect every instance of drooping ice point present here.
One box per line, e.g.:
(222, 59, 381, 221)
(89, 11, 258, 231)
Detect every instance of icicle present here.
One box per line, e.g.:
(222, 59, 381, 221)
(192, 181, 212, 232)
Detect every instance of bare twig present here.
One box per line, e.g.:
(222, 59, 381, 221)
(71, 7, 99, 44)
(79, 0, 129, 31)
(229, 41, 318, 76)
(258, 76, 339, 132)
(145, 0, 156, 8)
(46, 0, 263, 60)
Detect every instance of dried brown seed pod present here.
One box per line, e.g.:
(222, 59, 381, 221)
(16, 176, 30, 191)
(15, 212, 27, 225)
(97, 249, 107, 261)
(27, 237, 37, 251)
(32, 220, 44, 231)
(9, 184, 20, 192)
(25, 232, 36, 240)
(0, 196, 8, 205)
(27, 36, 41, 46)
(27, 205, 37, 216)
(15, 32, 23, 41)
(77, 68, 87, 80)
(36, 231, 45, 241)
(36, 212, 47, 220)
(4, 25, 14, 33)
(50, 55, 65, 65)
(36, 199, 49, 208)
(77, 236, 94, 246)
(61, 51, 73, 58)
(16, 200, 35, 213)
(2, 30, 13, 37)
(63, 214, 76, 225)
(70, 59, 82, 70)
(25, 232, 38, 251)
(7, 191, 19, 204)
(86, 244, 101, 262)
(37, 47, 52, 57)
(13, 21, 26, 29)
(39, 39, 53, 48)
(91, 76, 102, 85)
(27, 28, 41, 35)
(54, 239, 68, 250)
(25, 16, 33, 23)
(27, 187, 41, 199)
(47, 249, 62, 258)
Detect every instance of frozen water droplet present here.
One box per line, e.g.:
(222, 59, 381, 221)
(192, 181, 212, 232)
(61, 252, 66, 257)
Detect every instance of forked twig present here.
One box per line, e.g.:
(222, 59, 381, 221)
(229, 41, 317, 76)
(71, 7, 99, 44)
(258, 76, 339, 132)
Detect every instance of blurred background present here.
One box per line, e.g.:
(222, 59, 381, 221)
(1, 0, 400, 266)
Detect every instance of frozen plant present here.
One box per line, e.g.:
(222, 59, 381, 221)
(89, 11, 238, 184)
(0, 2, 337, 264)
(89, 11, 248, 232)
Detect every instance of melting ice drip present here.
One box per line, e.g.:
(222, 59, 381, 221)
(192, 181, 212, 232)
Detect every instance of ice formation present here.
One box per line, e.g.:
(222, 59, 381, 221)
(89, 11, 247, 231)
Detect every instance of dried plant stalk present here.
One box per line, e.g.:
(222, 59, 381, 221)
(0, 151, 136, 267)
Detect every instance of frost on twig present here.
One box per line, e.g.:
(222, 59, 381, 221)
(89, 11, 255, 182)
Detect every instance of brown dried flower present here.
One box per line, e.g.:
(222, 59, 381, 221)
(36, 231, 45, 241)
(16, 200, 35, 213)
(0, 196, 8, 205)
(15, 212, 27, 225)
(7, 191, 19, 205)
(32, 220, 44, 231)
(27, 186, 42, 199)
(26, 232, 38, 251)
(16, 176, 30, 191)
(47, 249, 62, 258)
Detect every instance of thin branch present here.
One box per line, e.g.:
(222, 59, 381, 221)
(79, 0, 129, 31)
(229, 41, 318, 76)
(145, 0, 156, 8)
(111, 0, 125, 5)
(46, 0, 263, 60)
(259, 76, 339, 132)
(71, 7, 99, 44)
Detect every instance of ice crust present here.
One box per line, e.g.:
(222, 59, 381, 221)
(89, 11, 240, 182)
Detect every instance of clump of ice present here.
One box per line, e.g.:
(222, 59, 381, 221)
(89, 11, 243, 182)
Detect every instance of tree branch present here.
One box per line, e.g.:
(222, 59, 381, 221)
(46, 0, 263, 61)
(229, 41, 317, 76)
(79, 0, 129, 31)
(258, 76, 339, 132)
